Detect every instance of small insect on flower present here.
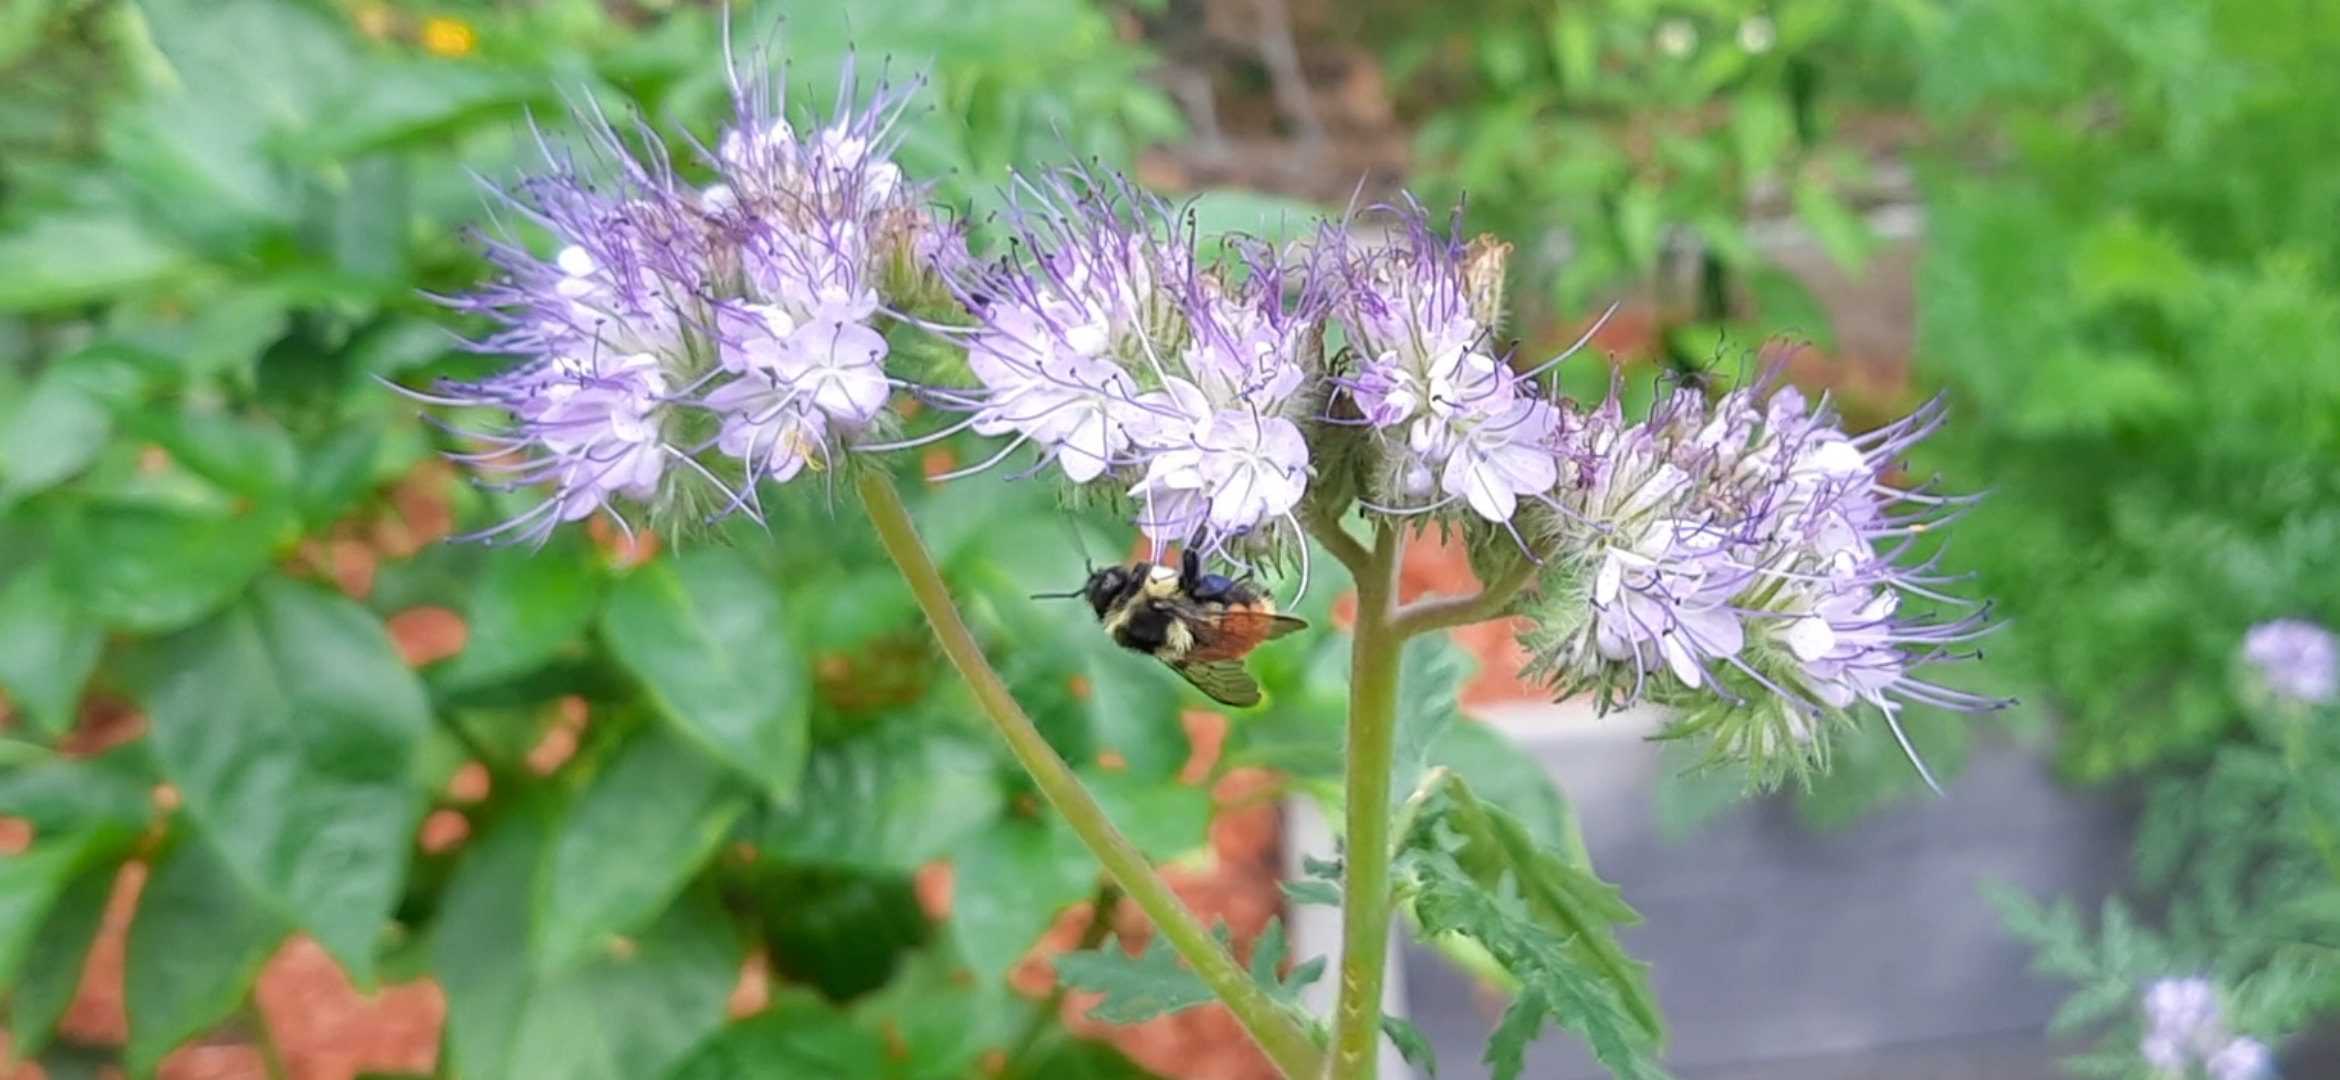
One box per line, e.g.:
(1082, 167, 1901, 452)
(1035, 547, 1307, 708)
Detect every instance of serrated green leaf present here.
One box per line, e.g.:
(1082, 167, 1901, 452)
(1397, 771, 1666, 1076)
(1383, 1015, 1439, 1078)
(1054, 917, 1321, 1026)
(534, 727, 753, 975)
(0, 559, 103, 737)
(123, 833, 291, 1079)
(949, 818, 1095, 985)
(7, 858, 121, 1065)
(125, 576, 429, 983)
(437, 801, 744, 1080)
(1053, 932, 1218, 1025)
(1408, 863, 1672, 1080)
(600, 550, 811, 798)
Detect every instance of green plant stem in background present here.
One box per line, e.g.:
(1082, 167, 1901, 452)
(855, 472, 1325, 1080)
(1321, 523, 1406, 1080)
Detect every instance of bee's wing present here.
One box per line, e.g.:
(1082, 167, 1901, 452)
(1170, 658, 1264, 708)
(1179, 604, 1310, 663)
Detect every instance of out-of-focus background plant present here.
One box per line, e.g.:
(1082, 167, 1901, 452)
(5, 0, 2339, 1075)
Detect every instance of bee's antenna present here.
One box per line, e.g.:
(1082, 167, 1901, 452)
(1029, 587, 1087, 601)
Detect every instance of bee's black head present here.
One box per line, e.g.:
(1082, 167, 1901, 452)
(1081, 565, 1133, 620)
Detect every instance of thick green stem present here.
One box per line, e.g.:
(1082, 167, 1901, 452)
(1390, 554, 1540, 639)
(1324, 523, 1406, 1080)
(855, 472, 1324, 1080)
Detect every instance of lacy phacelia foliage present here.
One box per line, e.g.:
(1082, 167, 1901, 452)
(412, 59, 944, 543)
(413, 70, 2000, 788)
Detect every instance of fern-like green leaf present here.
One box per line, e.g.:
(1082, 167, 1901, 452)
(1052, 918, 1323, 1026)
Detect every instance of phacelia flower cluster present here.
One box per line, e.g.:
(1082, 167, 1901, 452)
(1514, 366, 2001, 789)
(2140, 977, 2274, 1080)
(1329, 202, 1565, 527)
(930, 170, 1334, 565)
(405, 53, 2004, 788)
(410, 57, 944, 543)
(2241, 618, 2337, 707)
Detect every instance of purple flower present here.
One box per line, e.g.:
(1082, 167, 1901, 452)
(2137, 978, 2273, 1079)
(1519, 368, 2002, 790)
(2208, 1038, 2274, 1080)
(1328, 201, 1568, 527)
(2242, 618, 2338, 706)
(406, 54, 934, 541)
(932, 167, 1330, 554)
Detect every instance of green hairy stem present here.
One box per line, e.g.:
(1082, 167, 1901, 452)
(856, 471, 1325, 1079)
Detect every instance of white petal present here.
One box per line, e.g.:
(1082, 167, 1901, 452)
(1785, 615, 1837, 661)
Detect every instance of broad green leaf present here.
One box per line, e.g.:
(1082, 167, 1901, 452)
(1390, 635, 1474, 813)
(294, 62, 544, 160)
(53, 500, 295, 633)
(0, 560, 103, 737)
(0, 745, 158, 836)
(667, 993, 891, 1080)
(0, 215, 194, 312)
(1730, 92, 1796, 177)
(435, 539, 604, 690)
(0, 831, 122, 988)
(948, 818, 1096, 985)
(752, 865, 934, 1004)
(849, 943, 1028, 1080)
(123, 834, 291, 1079)
(1791, 178, 1874, 276)
(754, 722, 1004, 874)
(1054, 917, 1322, 1025)
(0, 359, 117, 501)
(438, 804, 742, 1080)
(137, 407, 299, 501)
(294, 421, 388, 526)
(125, 577, 429, 983)
(1015, 1028, 1174, 1080)
(535, 729, 753, 974)
(600, 549, 811, 797)
(7, 859, 121, 1064)
(1080, 768, 1213, 862)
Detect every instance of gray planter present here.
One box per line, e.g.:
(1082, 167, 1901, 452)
(1286, 699, 2144, 1080)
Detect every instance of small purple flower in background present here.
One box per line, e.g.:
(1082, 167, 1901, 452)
(1519, 367, 2002, 790)
(407, 54, 941, 541)
(1328, 202, 1568, 527)
(2241, 618, 2338, 706)
(2138, 977, 2274, 1079)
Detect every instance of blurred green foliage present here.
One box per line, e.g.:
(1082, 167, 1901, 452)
(1911, 0, 2340, 779)
(1337, 0, 1931, 368)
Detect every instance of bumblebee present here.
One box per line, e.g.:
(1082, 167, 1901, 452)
(1042, 548, 1308, 708)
